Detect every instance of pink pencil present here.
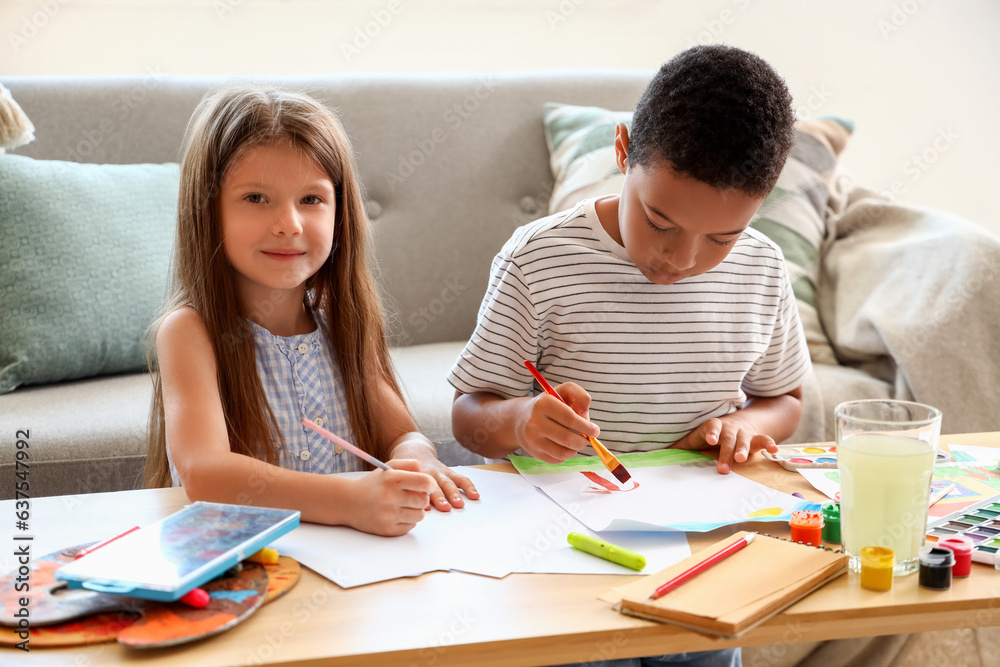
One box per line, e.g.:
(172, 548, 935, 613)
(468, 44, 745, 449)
(301, 418, 391, 471)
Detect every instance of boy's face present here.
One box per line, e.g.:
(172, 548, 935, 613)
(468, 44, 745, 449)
(602, 124, 765, 286)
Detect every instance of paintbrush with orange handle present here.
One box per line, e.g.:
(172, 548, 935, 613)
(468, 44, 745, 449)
(523, 360, 631, 484)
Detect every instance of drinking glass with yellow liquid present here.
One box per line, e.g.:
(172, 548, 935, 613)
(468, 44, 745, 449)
(836, 400, 942, 576)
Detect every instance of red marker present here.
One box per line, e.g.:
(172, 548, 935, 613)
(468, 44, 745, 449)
(650, 533, 756, 600)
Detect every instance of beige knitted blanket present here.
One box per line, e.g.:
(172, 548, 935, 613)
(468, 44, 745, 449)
(818, 183, 1000, 435)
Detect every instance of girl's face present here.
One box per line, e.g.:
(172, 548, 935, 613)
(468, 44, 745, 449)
(220, 142, 336, 309)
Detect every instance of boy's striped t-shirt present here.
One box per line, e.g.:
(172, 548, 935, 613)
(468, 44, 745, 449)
(447, 197, 810, 453)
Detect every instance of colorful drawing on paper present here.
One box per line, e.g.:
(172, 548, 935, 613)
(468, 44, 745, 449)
(948, 444, 1000, 464)
(509, 449, 821, 533)
(582, 471, 640, 494)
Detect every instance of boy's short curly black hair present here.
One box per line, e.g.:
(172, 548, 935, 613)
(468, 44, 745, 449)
(628, 45, 795, 198)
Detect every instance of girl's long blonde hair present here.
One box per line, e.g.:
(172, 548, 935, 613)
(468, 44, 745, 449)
(144, 83, 402, 488)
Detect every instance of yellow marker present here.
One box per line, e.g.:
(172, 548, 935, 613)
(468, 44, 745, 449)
(567, 533, 646, 571)
(247, 547, 279, 564)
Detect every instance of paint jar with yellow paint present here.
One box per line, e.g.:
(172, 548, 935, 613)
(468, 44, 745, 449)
(859, 546, 895, 591)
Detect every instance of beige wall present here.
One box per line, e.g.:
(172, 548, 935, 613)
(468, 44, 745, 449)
(2, 0, 998, 234)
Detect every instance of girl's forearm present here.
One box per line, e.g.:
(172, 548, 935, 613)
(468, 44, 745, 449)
(388, 432, 437, 459)
(180, 451, 358, 525)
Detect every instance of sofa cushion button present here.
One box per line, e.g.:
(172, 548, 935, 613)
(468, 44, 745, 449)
(365, 199, 383, 220)
(519, 196, 539, 215)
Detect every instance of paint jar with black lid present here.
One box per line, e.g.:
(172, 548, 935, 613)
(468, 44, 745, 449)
(918, 546, 955, 590)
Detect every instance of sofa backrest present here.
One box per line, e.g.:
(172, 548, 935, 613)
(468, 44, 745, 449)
(5, 72, 650, 346)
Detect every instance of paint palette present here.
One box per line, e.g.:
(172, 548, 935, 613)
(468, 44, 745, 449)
(764, 444, 951, 470)
(925, 493, 1000, 565)
(763, 444, 842, 470)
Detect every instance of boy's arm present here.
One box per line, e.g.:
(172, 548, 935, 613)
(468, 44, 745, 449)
(672, 386, 803, 474)
(452, 388, 599, 463)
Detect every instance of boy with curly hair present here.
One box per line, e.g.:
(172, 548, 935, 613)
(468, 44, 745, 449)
(450, 41, 806, 667)
(451, 44, 806, 476)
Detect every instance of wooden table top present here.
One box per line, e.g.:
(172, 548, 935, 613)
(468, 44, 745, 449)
(4, 431, 1000, 666)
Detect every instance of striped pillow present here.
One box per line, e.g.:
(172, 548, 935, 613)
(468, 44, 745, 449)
(543, 103, 852, 366)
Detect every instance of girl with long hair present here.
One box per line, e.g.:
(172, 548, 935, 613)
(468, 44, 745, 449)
(144, 84, 477, 536)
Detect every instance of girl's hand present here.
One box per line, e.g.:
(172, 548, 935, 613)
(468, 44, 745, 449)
(514, 382, 597, 463)
(389, 437, 481, 511)
(348, 461, 437, 536)
(671, 415, 780, 475)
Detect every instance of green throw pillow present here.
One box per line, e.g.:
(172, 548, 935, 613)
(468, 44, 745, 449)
(0, 155, 179, 393)
(542, 102, 853, 366)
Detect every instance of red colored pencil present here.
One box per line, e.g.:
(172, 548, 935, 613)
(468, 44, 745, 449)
(650, 533, 756, 600)
(523, 360, 631, 484)
(74, 526, 140, 560)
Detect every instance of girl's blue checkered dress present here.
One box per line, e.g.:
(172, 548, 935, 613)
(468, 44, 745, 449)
(169, 317, 363, 486)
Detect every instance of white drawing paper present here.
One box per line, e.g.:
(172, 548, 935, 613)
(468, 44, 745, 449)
(273, 467, 690, 588)
(509, 449, 821, 532)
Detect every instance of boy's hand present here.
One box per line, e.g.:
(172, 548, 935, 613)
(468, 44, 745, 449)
(515, 382, 599, 463)
(389, 439, 481, 511)
(671, 416, 779, 474)
(348, 461, 437, 536)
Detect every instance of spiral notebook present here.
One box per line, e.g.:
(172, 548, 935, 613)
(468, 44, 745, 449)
(604, 531, 847, 639)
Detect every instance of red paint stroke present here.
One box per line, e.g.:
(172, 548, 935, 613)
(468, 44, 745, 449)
(581, 471, 640, 494)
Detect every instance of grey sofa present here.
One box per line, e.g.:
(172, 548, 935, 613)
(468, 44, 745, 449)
(1, 72, 995, 501)
(0, 72, 654, 498)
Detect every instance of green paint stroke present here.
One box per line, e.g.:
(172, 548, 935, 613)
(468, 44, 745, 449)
(509, 448, 712, 475)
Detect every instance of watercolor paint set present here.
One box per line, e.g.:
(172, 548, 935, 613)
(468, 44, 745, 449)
(925, 493, 1000, 565)
(762, 444, 840, 470)
(764, 444, 951, 471)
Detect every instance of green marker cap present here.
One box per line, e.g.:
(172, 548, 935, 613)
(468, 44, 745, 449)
(567, 532, 646, 571)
